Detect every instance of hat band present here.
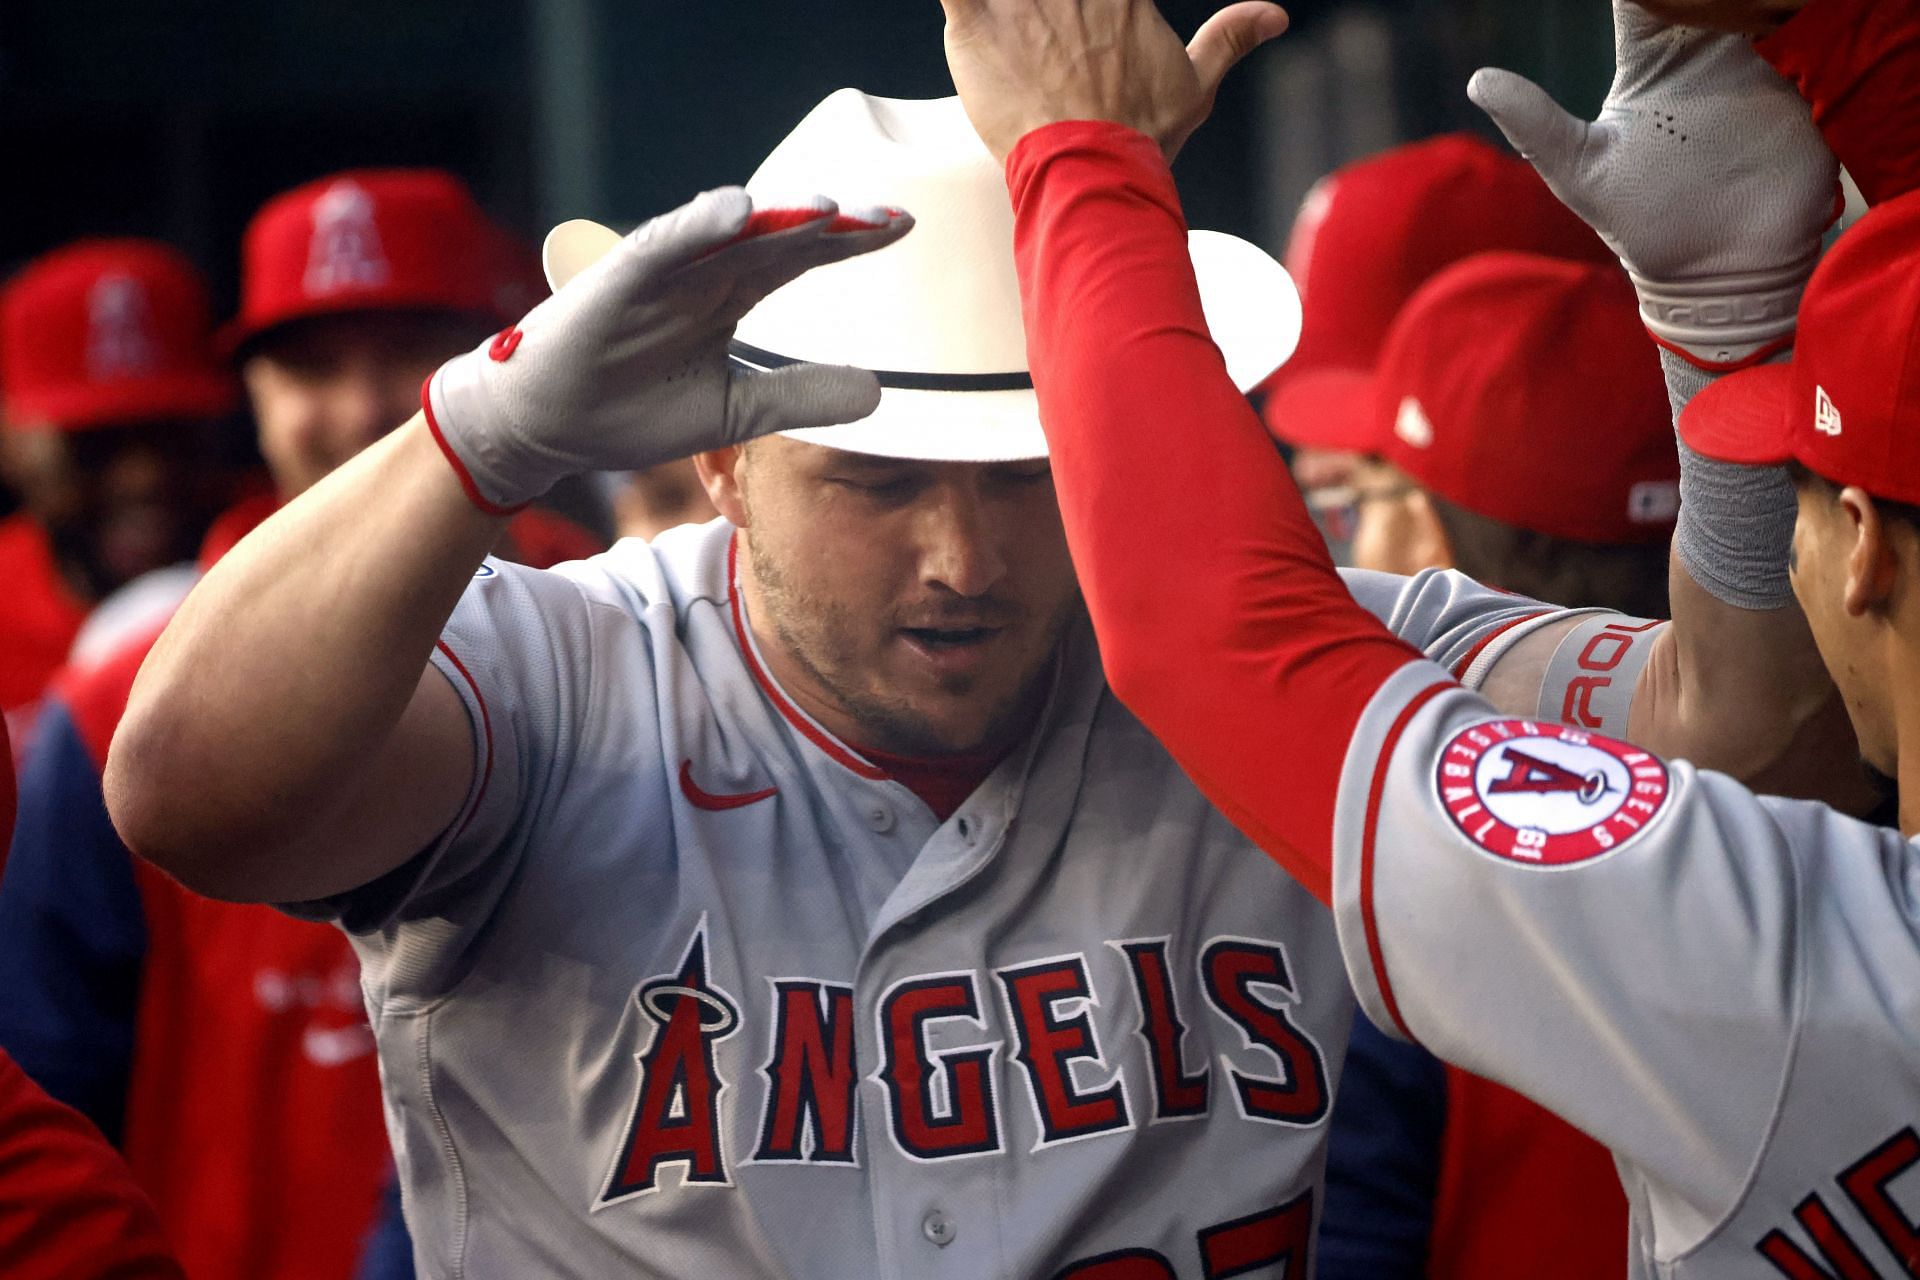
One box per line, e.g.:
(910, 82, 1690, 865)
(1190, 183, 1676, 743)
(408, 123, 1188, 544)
(728, 340, 1032, 392)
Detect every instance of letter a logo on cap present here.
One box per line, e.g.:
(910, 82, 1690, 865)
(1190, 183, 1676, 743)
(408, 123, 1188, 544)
(1814, 385, 1843, 437)
(85, 275, 158, 382)
(304, 181, 391, 297)
(1394, 396, 1435, 449)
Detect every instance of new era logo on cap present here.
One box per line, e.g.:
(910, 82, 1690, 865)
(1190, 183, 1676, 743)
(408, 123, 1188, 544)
(1394, 396, 1435, 448)
(84, 274, 158, 381)
(1813, 385, 1843, 437)
(304, 181, 391, 297)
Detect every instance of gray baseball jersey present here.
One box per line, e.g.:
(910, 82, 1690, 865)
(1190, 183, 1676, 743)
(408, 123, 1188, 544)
(297, 522, 1549, 1279)
(1332, 660, 1920, 1280)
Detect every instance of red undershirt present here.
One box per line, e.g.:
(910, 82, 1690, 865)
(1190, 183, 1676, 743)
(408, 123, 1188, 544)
(1007, 121, 1424, 905)
(856, 743, 1010, 824)
(1756, 0, 1920, 206)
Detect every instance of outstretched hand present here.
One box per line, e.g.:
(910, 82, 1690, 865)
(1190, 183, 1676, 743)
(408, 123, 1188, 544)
(938, 0, 1290, 163)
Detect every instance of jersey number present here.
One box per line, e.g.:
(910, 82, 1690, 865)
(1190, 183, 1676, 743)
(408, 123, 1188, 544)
(1051, 1192, 1313, 1279)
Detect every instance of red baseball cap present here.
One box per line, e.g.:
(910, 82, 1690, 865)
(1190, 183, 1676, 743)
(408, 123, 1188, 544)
(1679, 190, 1920, 507)
(1262, 134, 1612, 454)
(0, 239, 237, 433)
(1373, 252, 1679, 545)
(222, 168, 527, 355)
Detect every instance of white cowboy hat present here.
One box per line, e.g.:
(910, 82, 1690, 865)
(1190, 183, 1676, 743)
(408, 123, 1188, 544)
(544, 90, 1302, 462)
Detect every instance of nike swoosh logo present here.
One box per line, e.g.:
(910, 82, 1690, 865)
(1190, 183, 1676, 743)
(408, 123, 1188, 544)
(679, 759, 779, 811)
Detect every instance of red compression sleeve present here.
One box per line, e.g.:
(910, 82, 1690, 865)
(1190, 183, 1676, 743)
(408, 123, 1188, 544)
(1007, 121, 1424, 904)
(1756, 0, 1920, 205)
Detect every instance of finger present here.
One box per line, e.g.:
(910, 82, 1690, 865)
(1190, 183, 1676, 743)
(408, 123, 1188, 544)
(727, 363, 884, 439)
(619, 187, 755, 278)
(1189, 3, 1291, 102)
(1467, 68, 1589, 188)
(681, 203, 915, 315)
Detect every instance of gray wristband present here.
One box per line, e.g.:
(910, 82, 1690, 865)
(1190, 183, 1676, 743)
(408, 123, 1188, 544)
(1662, 349, 1798, 611)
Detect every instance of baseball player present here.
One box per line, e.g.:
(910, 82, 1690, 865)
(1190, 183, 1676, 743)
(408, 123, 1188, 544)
(0, 169, 594, 1280)
(941, 1, 1920, 1278)
(0, 240, 237, 722)
(99, 88, 1667, 1276)
(1306, 248, 1685, 1279)
(1256, 131, 1611, 542)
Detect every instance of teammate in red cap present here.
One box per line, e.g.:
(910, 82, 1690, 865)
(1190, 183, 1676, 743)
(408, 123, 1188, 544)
(1299, 250, 1680, 1280)
(0, 240, 237, 723)
(942, 0, 1920, 1273)
(1258, 134, 1610, 536)
(1287, 251, 1676, 607)
(0, 168, 596, 1280)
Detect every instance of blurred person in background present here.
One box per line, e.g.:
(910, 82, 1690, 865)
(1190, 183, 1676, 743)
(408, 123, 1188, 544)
(0, 240, 237, 728)
(1254, 135, 1612, 556)
(0, 167, 599, 1280)
(601, 459, 718, 541)
(0, 717, 185, 1280)
(1269, 248, 1677, 1280)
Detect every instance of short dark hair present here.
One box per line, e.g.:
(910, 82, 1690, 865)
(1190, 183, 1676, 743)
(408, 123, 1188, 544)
(1426, 493, 1672, 618)
(1785, 460, 1920, 532)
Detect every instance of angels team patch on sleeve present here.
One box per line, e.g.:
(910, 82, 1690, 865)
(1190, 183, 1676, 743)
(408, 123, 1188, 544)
(1433, 719, 1670, 868)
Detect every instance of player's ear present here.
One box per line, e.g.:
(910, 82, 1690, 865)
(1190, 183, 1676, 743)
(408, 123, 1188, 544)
(695, 447, 750, 528)
(1406, 488, 1455, 572)
(1838, 486, 1899, 617)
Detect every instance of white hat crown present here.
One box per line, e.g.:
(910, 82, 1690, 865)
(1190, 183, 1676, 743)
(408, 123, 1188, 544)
(546, 91, 1300, 462)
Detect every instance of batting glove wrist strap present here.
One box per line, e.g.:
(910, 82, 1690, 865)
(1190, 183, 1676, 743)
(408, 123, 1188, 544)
(420, 187, 911, 515)
(1631, 254, 1815, 371)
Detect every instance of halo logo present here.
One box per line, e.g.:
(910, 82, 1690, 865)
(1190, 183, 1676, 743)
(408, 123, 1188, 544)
(1433, 719, 1670, 868)
(85, 275, 158, 381)
(305, 181, 391, 296)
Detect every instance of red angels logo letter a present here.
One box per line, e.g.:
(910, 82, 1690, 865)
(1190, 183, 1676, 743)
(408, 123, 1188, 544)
(600, 921, 742, 1205)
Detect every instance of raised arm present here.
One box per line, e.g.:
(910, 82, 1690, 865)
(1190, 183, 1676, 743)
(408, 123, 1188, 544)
(107, 192, 908, 904)
(1467, 3, 1872, 799)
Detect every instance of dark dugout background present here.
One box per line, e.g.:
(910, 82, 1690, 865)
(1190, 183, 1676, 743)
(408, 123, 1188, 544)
(0, 0, 1613, 314)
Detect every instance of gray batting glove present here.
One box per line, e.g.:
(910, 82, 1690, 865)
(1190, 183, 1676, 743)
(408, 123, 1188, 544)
(425, 188, 912, 513)
(1469, 0, 1835, 370)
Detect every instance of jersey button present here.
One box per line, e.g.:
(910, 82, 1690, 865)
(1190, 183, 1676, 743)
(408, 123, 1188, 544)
(922, 1210, 956, 1247)
(866, 804, 895, 834)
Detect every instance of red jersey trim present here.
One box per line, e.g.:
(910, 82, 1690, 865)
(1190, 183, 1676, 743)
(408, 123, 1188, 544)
(725, 537, 888, 781)
(1450, 611, 1552, 682)
(677, 760, 779, 811)
(1359, 679, 1455, 1044)
(433, 640, 498, 842)
(419, 378, 528, 519)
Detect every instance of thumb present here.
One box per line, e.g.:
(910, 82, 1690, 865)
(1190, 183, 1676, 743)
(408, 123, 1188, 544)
(727, 363, 884, 440)
(1467, 68, 1589, 189)
(1189, 3, 1291, 103)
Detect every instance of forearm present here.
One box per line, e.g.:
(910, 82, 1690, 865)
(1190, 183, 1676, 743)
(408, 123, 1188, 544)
(1008, 122, 1418, 901)
(107, 415, 499, 886)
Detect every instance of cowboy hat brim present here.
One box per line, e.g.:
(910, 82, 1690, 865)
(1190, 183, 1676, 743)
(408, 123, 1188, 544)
(542, 218, 1301, 463)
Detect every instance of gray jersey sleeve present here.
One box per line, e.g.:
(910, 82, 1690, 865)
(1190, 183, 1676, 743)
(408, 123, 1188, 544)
(1339, 566, 1584, 679)
(293, 556, 656, 1003)
(1330, 663, 1914, 1259)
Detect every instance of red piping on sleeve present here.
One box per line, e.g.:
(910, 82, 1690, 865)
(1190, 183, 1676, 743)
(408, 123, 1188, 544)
(1451, 611, 1552, 681)
(434, 640, 497, 843)
(419, 378, 528, 519)
(1359, 679, 1454, 1043)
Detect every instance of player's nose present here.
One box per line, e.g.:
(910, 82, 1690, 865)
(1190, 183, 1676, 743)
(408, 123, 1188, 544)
(915, 488, 1008, 600)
